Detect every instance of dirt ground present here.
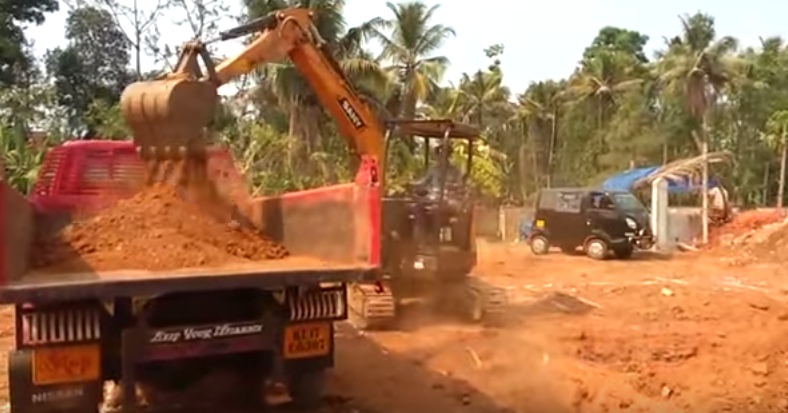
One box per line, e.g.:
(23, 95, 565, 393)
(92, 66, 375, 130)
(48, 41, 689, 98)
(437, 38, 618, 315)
(2, 243, 788, 413)
(328, 242, 788, 413)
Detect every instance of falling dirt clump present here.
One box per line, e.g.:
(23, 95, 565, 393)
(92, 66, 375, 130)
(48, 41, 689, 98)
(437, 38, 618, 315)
(33, 184, 288, 272)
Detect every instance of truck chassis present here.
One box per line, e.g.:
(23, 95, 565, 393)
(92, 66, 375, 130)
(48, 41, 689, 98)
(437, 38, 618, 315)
(3, 267, 373, 413)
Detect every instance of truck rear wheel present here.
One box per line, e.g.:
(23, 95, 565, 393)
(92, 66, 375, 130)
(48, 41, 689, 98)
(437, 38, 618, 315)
(288, 368, 326, 409)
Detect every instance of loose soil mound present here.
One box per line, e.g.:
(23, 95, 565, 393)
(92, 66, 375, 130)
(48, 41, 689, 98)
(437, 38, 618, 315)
(33, 184, 288, 272)
(706, 210, 783, 247)
(742, 218, 788, 263)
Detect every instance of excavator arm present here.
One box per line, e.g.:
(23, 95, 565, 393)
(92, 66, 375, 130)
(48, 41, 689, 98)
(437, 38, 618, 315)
(120, 7, 385, 183)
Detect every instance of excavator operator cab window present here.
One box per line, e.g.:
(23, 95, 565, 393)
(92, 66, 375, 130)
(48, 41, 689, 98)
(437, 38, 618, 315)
(384, 119, 481, 200)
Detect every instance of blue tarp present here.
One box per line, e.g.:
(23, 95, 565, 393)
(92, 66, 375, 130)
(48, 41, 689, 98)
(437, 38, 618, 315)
(601, 166, 718, 193)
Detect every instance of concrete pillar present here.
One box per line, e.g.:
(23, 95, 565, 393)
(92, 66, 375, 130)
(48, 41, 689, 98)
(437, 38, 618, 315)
(651, 178, 670, 250)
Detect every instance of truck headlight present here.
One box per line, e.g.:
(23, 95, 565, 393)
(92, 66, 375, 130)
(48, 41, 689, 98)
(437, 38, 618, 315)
(625, 217, 637, 229)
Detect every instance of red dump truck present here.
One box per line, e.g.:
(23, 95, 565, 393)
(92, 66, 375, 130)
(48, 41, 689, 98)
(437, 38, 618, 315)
(0, 139, 384, 412)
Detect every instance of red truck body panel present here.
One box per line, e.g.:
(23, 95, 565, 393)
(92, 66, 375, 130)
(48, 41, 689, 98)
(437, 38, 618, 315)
(0, 140, 381, 302)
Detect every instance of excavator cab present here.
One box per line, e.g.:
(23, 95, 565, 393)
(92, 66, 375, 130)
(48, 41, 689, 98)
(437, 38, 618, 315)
(380, 119, 501, 321)
(384, 119, 478, 252)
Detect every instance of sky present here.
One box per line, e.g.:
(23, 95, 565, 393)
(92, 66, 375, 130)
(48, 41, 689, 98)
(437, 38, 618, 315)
(24, 0, 788, 94)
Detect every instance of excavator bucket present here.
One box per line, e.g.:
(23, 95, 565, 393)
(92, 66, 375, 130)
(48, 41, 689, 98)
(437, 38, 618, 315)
(119, 42, 219, 186)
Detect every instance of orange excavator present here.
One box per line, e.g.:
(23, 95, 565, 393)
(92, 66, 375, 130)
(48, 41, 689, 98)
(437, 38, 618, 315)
(119, 7, 396, 328)
(121, 7, 384, 186)
(0, 9, 404, 412)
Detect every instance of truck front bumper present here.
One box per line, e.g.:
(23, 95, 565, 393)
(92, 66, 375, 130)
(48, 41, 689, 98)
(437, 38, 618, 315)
(622, 228, 655, 250)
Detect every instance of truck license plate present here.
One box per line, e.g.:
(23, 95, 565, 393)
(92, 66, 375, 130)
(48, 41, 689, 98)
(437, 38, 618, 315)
(284, 322, 330, 359)
(33, 344, 100, 386)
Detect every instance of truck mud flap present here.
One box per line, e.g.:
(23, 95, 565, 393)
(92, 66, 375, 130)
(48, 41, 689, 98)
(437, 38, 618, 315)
(8, 350, 103, 413)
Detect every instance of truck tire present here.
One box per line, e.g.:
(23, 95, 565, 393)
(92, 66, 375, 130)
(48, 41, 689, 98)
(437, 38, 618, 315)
(613, 244, 634, 259)
(288, 368, 326, 409)
(585, 238, 609, 260)
(530, 235, 550, 255)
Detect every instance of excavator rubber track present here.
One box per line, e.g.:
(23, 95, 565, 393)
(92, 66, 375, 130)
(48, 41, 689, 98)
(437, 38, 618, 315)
(347, 282, 396, 330)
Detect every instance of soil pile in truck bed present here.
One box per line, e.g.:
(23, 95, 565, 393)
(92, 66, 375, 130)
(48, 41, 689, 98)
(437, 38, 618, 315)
(33, 184, 288, 272)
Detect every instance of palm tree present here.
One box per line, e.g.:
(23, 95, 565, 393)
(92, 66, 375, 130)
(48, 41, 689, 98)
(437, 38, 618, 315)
(244, 0, 386, 153)
(565, 51, 643, 128)
(421, 85, 461, 119)
(656, 13, 737, 151)
(516, 81, 563, 187)
(371, 1, 455, 120)
(456, 69, 510, 128)
(656, 12, 738, 244)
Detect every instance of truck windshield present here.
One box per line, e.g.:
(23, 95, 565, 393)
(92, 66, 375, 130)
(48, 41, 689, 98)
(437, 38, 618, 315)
(611, 193, 645, 211)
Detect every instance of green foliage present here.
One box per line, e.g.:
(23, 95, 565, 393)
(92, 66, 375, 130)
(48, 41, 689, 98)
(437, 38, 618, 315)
(85, 101, 130, 139)
(0, 127, 50, 194)
(45, 5, 131, 136)
(453, 139, 504, 198)
(583, 26, 650, 64)
(4, 2, 788, 209)
(0, 0, 58, 86)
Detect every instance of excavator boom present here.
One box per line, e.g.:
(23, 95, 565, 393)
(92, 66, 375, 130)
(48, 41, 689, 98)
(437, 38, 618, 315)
(119, 7, 396, 328)
(120, 7, 385, 184)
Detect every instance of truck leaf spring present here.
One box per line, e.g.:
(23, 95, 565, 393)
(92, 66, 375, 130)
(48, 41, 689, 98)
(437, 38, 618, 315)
(20, 309, 102, 346)
(287, 289, 346, 321)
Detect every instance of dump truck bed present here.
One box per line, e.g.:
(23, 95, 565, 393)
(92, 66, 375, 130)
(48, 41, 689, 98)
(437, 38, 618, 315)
(0, 257, 376, 303)
(3, 172, 381, 305)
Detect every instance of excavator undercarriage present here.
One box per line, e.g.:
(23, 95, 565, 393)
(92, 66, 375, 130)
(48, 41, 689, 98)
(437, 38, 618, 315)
(347, 275, 507, 329)
(345, 119, 509, 330)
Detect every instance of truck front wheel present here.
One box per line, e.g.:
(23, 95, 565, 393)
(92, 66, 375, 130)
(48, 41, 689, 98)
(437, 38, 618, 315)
(612, 244, 634, 259)
(288, 368, 326, 409)
(585, 238, 609, 260)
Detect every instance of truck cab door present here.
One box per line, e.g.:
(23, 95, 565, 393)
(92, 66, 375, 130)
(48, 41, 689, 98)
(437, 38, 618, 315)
(585, 192, 622, 240)
(549, 191, 583, 245)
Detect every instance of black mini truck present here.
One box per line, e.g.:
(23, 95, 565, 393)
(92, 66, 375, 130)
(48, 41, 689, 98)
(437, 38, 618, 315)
(527, 188, 655, 260)
(0, 141, 382, 413)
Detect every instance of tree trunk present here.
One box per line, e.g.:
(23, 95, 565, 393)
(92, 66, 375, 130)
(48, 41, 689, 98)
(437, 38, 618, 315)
(517, 144, 529, 200)
(133, 0, 142, 78)
(763, 162, 770, 206)
(546, 111, 557, 188)
(287, 106, 299, 164)
(778, 127, 787, 212)
(700, 115, 710, 245)
(662, 140, 668, 165)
